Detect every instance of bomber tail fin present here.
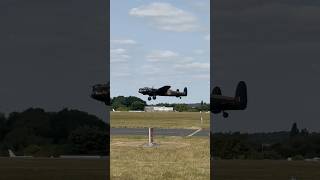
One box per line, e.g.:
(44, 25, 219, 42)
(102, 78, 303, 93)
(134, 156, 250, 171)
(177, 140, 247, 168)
(183, 87, 187, 96)
(212, 86, 222, 95)
(8, 149, 16, 157)
(235, 81, 247, 110)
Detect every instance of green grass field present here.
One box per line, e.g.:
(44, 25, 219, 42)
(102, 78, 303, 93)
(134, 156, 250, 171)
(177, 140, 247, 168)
(0, 158, 108, 180)
(213, 160, 320, 180)
(2, 158, 320, 180)
(111, 135, 210, 180)
(110, 112, 210, 129)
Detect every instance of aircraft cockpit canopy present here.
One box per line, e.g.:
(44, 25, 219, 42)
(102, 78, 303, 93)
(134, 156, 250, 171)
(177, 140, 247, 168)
(138, 87, 152, 93)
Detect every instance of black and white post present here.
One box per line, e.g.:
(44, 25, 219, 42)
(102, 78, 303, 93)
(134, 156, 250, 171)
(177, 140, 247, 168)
(148, 127, 154, 145)
(144, 127, 158, 147)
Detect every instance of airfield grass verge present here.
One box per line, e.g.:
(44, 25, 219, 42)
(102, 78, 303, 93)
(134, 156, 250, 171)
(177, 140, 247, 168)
(110, 112, 210, 129)
(213, 160, 320, 180)
(0, 158, 107, 180)
(111, 135, 210, 180)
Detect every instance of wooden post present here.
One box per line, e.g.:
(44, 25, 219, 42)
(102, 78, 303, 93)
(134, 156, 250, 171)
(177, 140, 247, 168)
(149, 128, 154, 145)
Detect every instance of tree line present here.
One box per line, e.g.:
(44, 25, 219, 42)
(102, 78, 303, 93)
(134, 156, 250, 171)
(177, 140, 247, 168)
(0, 108, 108, 157)
(211, 123, 320, 160)
(111, 96, 210, 112)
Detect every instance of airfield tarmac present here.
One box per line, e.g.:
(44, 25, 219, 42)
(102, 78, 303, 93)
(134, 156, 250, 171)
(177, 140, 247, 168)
(111, 127, 209, 137)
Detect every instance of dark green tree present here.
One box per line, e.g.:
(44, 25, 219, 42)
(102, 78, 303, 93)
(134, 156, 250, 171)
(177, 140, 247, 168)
(174, 104, 189, 112)
(0, 108, 107, 156)
(111, 96, 146, 111)
(130, 101, 145, 111)
(290, 122, 300, 137)
(0, 113, 6, 141)
(69, 126, 108, 155)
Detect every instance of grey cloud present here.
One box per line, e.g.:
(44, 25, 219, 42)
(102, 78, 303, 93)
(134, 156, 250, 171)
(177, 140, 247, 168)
(212, 0, 320, 132)
(0, 0, 108, 121)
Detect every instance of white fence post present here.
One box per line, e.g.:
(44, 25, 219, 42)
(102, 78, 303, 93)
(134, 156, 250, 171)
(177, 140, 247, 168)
(149, 127, 153, 145)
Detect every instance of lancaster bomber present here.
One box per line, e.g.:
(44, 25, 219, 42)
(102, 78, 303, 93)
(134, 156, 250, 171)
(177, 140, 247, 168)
(211, 81, 247, 118)
(91, 82, 110, 105)
(139, 86, 187, 101)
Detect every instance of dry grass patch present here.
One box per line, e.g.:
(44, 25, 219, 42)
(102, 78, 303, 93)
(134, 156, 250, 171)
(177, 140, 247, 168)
(213, 160, 320, 180)
(111, 112, 210, 129)
(0, 158, 107, 180)
(111, 136, 210, 180)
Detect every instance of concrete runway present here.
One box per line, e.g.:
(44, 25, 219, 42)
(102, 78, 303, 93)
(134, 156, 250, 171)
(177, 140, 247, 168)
(111, 128, 209, 137)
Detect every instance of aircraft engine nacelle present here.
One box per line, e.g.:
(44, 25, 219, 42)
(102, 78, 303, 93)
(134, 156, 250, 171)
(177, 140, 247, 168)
(176, 89, 179, 92)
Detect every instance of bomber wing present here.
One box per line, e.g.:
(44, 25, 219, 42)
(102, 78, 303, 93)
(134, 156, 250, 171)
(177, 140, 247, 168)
(211, 96, 241, 110)
(157, 85, 171, 95)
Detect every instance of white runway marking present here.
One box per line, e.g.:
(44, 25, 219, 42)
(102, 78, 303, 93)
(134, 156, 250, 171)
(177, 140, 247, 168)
(187, 128, 202, 137)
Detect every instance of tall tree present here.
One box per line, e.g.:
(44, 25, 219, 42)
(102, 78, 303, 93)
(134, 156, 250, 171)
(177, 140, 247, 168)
(290, 122, 300, 137)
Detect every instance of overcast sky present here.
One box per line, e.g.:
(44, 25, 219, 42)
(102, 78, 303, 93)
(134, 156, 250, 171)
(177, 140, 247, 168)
(0, 0, 108, 121)
(212, 0, 320, 132)
(111, 0, 210, 104)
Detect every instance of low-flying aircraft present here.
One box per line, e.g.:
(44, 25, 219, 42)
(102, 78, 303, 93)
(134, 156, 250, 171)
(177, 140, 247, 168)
(139, 86, 187, 101)
(8, 149, 33, 158)
(91, 82, 110, 105)
(211, 81, 247, 118)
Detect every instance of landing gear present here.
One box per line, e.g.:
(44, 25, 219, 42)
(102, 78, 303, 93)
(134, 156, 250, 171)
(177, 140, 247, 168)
(179, 97, 182, 99)
(148, 96, 156, 100)
(223, 111, 229, 118)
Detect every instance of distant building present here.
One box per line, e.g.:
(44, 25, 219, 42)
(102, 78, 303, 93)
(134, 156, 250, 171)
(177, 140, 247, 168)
(144, 106, 174, 112)
(128, 110, 144, 112)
